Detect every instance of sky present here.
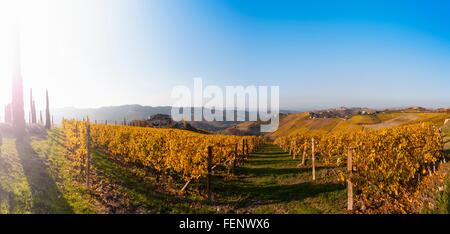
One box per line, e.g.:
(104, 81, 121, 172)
(0, 0, 450, 111)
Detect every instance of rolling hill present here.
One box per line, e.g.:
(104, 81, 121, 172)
(267, 109, 450, 139)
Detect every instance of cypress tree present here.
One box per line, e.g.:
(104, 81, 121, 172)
(39, 110, 43, 124)
(30, 89, 37, 124)
(4, 104, 12, 123)
(32, 100, 36, 123)
(45, 90, 51, 129)
(12, 28, 26, 138)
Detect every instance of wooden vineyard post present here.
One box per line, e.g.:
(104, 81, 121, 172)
(291, 141, 296, 159)
(234, 143, 238, 167)
(243, 139, 247, 161)
(241, 139, 245, 163)
(347, 147, 353, 211)
(245, 139, 249, 160)
(207, 146, 213, 202)
(301, 143, 307, 166)
(75, 124, 84, 174)
(86, 122, 91, 192)
(311, 138, 315, 181)
(439, 128, 446, 164)
(289, 141, 293, 157)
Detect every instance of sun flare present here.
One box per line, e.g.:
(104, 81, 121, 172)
(0, 0, 111, 112)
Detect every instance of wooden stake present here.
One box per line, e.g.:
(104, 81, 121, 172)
(75, 125, 84, 174)
(241, 139, 245, 163)
(312, 138, 315, 181)
(86, 122, 91, 192)
(289, 141, 293, 156)
(439, 128, 446, 163)
(207, 146, 213, 202)
(245, 139, 249, 160)
(347, 147, 353, 211)
(301, 143, 307, 166)
(180, 179, 192, 193)
(291, 141, 295, 159)
(234, 143, 238, 167)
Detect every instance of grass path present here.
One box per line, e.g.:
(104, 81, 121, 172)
(212, 144, 346, 214)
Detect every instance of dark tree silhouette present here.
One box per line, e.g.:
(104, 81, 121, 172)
(30, 89, 37, 124)
(39, 110, 43, 124)
(12, 29, 26, 138)
(4, 104, 12, 123)
(45, 90, 51, 129)
(32, 100, 36, 122)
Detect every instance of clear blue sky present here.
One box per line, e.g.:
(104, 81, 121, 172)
(1, 0, 450, 110)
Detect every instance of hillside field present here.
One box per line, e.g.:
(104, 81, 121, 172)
(268, 111, 450, 138)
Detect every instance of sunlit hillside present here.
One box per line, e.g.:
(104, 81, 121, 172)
(268, 111, 450, 138)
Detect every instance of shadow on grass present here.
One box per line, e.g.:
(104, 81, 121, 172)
(249, 155, 291, 161)
(91, 151, 208, 213)
(47, 132, 65, 148)
(211, 144, 345, 210)
(214, 178, 343, 206)
(252, 151, 289, 156)
(444, 149, 450, 160)
(16, 137, 73, 214)
(247, 159, 295, 165)
(236, 165, 334, 177)
(0, 186, 17, 213)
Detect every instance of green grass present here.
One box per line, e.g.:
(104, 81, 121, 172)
(1, 129, 102, 214)
(434, 181, 450, 214)
(0, 138, 33, 213)
(210, 144, 347, 214)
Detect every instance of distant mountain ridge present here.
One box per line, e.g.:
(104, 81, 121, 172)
(51, 105, 297, 133)
(52, 105, 173, 123)
(51, 105, 445, 135)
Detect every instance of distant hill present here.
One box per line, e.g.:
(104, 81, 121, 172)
(50, 105, 450, 137)
(266, 107, 450, 139)
(129, 114, 210, 134)
(221, 121, 265, 136)
(52, 105, 173, 123)
(51, 105, 275, 133)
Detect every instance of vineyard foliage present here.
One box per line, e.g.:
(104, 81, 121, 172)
(62, 119, 262, 183)
(275, 123, 445, 211)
